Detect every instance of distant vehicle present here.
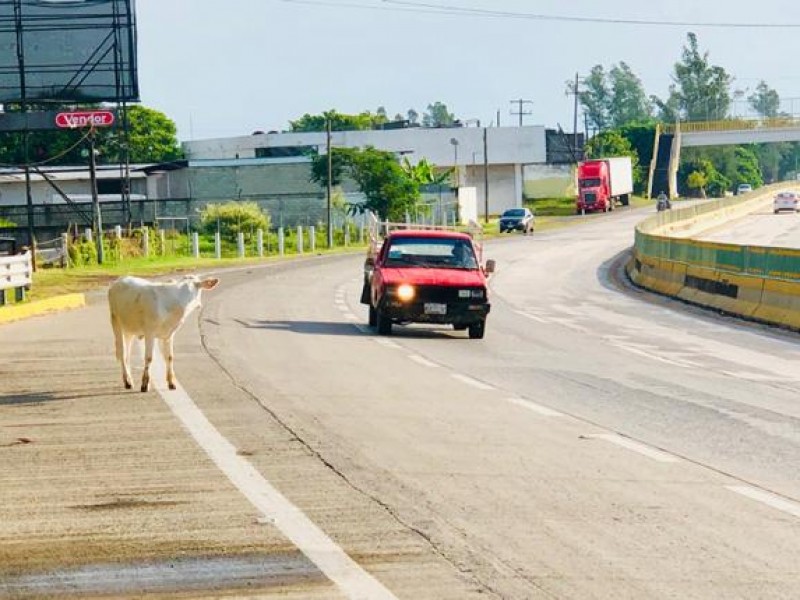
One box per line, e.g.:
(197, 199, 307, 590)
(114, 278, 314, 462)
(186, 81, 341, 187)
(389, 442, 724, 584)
(773, 191, 799, 213)
(736, 183, 753, 195)
(656, 192, 671, 212)
(361, 225, 494, 339)
(498, 208, 535, 234)
(575, 156, 633, 214)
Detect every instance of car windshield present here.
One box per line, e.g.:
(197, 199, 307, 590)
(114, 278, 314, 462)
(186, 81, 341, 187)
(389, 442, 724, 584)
(502, 209, 526, 217)
(580, 178, 602, 187)
(384, 237, 478, 269)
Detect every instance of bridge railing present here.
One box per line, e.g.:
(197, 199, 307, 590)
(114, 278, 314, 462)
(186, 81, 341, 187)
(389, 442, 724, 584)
(662, 117, 800, 135)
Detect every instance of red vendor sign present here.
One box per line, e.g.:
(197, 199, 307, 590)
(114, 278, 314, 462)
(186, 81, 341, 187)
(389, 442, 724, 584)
(54, 110, 115, 129)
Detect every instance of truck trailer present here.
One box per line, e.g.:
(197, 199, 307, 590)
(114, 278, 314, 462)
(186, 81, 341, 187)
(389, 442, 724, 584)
(575, 156, 633, 213)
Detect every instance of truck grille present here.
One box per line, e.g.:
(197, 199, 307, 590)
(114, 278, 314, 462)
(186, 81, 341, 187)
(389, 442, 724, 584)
(413, 286, 483, 303)
(584, 193, 597, 204)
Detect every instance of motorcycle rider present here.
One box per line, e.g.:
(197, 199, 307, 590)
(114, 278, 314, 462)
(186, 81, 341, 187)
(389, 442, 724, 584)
(656, 191, 671, 211)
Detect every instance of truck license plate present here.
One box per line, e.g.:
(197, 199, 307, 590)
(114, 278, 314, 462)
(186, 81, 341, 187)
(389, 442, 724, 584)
(424, 303, 447, 315)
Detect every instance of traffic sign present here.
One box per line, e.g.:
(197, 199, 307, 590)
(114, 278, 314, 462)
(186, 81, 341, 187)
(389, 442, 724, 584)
(54, 110, 115, 129)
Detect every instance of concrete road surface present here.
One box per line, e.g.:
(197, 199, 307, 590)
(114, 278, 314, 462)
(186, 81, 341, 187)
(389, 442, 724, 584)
(2, 205, 800, 599)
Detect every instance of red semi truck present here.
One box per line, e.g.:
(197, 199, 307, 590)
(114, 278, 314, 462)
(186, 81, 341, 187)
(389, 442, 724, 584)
(575, 156, 634, 213)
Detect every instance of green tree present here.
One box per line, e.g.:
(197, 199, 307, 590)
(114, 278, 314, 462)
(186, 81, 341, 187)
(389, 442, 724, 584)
(290, 110, 381, 132)
(585, 130, 641, 186)
(608, 62, 652, 127)
(575, 65, 610, 131)
(407, 108, 419, 125)
(310, 147, 421, 220)
(422, 102, 456, 128)
(658, 32, 732, 121)
(748, 80, 780, 118)
(102, 105, 181, 164)
(732, 146, 763, 189)
(686, 170, 708, 197)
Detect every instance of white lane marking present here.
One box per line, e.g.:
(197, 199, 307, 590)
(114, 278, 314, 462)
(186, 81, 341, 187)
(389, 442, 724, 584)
(721, 370, 780, 382)
(373, 338, 401, 350)
(606, 341, 697, 368)
(451, 373, 495, 391)
(506, 397, 564, 417)
(727, 486, 800, 519)
(514, 310, 550, 323)
(586, 433, 679, 463)
(150, 356, 398, 600)
(408, 354, 439, 368)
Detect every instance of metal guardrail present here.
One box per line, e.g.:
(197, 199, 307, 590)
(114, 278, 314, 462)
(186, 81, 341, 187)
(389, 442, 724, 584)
(0, 250, 32, 304)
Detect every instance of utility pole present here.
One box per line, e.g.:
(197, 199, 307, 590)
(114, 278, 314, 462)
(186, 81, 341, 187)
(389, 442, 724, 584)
(326, 118, 333, 249)
(483, 127, 489, 223)
(509, 99, 533, 127)
(572, 72, 580, 156)
(88, 127, 104, 265)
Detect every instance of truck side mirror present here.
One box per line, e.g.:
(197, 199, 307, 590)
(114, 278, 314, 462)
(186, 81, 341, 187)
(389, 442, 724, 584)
(484, 259, 496, 274)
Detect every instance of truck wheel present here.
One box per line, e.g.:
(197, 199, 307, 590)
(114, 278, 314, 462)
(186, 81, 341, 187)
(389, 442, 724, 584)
(376, 308, 392, 335)
(468, 320, 485, 339)
(368, 304, 377, 327)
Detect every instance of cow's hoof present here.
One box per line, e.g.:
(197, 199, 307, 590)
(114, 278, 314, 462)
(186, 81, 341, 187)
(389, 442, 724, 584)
(140, 384, 149, 393)
(124, 382, 132, 390)
(168, 383, 176, 390)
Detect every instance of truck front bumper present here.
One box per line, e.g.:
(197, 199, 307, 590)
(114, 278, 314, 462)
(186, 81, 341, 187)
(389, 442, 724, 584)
(380, 300, 490, 325)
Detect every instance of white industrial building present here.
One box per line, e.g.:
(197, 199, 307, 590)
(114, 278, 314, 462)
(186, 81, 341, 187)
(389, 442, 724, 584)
(182, 125, 549, 216)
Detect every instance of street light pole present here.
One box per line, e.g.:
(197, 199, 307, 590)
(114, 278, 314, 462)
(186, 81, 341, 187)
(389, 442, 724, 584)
(483, 127, 489, 223)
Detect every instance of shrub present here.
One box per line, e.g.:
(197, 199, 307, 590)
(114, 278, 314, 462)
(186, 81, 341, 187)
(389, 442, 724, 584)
(199, 201, 271, 241)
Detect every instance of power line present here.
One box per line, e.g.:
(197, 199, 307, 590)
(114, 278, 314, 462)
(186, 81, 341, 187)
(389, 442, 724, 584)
(279, 0, 800, 28)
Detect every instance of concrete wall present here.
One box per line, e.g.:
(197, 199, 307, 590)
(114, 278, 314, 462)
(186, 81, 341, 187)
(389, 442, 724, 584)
(627, 183, 800, 332)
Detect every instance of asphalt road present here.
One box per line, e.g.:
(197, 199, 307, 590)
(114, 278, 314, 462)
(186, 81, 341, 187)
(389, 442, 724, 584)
(2, 205, 800, 599)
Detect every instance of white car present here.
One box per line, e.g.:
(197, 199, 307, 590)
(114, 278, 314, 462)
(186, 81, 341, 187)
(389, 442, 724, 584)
(737, 183, 753, 195)
(773, 191, 799, 214)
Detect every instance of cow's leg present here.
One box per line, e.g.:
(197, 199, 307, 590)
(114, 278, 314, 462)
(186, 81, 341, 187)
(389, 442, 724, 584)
(111, 313, 132, 389)
(141, 335, 154, 392)
(120, 333, 133, 389)
(161, 336, 176, 390)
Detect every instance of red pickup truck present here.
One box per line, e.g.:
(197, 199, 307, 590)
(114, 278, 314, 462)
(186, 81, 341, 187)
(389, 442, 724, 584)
(360, 228, 494, 339)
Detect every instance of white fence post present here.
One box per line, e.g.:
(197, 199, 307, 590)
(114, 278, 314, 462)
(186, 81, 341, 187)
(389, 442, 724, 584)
(237, 232, 245, 258)
(84, 228, 93, 243)
(214, 232, 221, 259)
(278, 228, 285, 256)
(61, 233, 69, 268)
(192, 232, 200, 258)
(114, 225, 122, 238)
(257, 229, 264, 257)
(160, 230, 166, 255)
(142, 227, 149, 258)
(309, 226, 315, 252)
(296, 225, 303, 254)
(344, 221, 350, 247)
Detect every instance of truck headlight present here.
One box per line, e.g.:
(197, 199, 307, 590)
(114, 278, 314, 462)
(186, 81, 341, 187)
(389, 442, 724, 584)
(396, 284, 415, 302)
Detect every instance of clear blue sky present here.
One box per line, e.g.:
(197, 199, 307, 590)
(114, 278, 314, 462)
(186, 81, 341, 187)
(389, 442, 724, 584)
(135, 0, 800, 141)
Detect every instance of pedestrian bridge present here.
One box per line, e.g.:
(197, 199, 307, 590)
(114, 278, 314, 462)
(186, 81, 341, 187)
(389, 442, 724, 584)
(649, 118, 800, 199)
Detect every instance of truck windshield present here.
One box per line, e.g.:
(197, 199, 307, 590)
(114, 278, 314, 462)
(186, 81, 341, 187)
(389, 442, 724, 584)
(385, 238, 478, 269)
(580, 178, 601, 187)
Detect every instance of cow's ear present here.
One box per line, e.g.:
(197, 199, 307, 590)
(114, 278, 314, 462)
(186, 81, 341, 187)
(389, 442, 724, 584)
(197, 277, 219, 290)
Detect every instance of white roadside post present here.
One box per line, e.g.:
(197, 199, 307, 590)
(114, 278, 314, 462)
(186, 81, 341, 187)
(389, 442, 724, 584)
(309, 226, 315, 252)
(278, 228, 285, 256)
(237, 232, 245, 258)
(160, 230, 166, 255)
(84, 228, 93, 243)
(142, 227, 149, 258)
(257, 229, 264, 257)
(214, 232, 221, 259)
(192, 232, 200, 258)
(296, 225, 303, 254)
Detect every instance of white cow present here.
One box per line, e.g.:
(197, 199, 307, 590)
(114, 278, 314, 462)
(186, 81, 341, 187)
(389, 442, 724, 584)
(108, 275, 219, 392)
